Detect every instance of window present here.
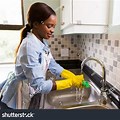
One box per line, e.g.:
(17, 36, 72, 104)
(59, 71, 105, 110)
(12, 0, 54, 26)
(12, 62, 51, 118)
(0, 30, 20, 63)
(0, 0, 24, 83)
(0, 0, 23, 63)
(0, 0, 24, 30)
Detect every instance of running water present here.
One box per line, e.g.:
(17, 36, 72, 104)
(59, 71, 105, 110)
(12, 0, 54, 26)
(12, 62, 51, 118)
(75, 87, 84, 103)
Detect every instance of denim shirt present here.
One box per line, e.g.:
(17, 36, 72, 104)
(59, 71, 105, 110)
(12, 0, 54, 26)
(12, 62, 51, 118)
(15, 32, 64, 94)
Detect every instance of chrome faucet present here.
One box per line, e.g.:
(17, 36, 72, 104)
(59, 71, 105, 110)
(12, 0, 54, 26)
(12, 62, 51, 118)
(81, 57, 108, 105)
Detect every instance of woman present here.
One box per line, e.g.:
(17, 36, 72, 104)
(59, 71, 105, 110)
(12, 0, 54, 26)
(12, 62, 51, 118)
(0, 2, 84, 109)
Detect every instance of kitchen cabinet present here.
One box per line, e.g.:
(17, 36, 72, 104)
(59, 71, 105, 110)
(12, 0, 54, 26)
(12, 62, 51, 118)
(108, 0, 120, 33)
(60, 0, 109, 34)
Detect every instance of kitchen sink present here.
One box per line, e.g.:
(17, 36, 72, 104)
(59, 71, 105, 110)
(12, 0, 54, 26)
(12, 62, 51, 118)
(43, 81, 100, 109)
(42, 69, 116, 109)
(64, 104, 109, 109)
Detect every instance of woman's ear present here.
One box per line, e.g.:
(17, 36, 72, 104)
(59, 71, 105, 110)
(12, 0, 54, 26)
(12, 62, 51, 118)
(33, 21, 40, 28)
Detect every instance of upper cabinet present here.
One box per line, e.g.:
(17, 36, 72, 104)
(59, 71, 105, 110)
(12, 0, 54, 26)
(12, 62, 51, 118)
(60, 0, 110, 34)
(108, 0, 120, 34)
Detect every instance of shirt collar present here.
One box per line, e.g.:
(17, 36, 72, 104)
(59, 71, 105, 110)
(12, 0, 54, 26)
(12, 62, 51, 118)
(28, 32, 50, 54)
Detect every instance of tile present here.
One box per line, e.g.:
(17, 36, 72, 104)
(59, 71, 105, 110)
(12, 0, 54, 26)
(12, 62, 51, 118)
(117, 55, 120, 62)
(108, 33, 120, 40)
(108, 40, 111, 46)
(114, 40, 119, 47)
(109, 65, 113, 72)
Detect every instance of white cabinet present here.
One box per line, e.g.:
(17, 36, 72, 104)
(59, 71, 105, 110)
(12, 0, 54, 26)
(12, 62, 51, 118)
(60, 0, 110, 34)
(108, 0, 120, 33)
(60, 0, 72, 30)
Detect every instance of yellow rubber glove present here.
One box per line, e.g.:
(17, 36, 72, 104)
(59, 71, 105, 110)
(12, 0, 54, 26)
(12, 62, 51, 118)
(60, 69, 84, 87)
(73, 75, 84, 88)
(55, 78, 72, 90)
(60, 69, 75, 79)
(56, 74, 84, 90)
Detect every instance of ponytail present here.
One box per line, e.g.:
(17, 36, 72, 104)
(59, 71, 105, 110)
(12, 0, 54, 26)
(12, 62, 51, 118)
(15, 24, 31, 56)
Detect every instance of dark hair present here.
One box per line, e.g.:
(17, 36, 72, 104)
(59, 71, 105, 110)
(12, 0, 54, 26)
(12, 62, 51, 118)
(15, 2, 56, 55)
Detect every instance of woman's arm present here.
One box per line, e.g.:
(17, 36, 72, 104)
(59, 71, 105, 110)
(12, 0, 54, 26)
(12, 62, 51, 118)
(48, 58, 64, 77)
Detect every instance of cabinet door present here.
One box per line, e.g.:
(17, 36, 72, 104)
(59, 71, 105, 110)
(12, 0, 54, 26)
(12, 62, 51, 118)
(60, 0, 72, 30)
(108, 0, 120, 33)
(72, 0, 109, 25)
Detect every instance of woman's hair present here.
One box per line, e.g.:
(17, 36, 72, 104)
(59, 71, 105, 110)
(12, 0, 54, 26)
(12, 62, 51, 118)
(15, 2, 56, 55)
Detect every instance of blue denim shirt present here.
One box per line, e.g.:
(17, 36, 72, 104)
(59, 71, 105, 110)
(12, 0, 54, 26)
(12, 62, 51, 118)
(15, 32, 64, 93)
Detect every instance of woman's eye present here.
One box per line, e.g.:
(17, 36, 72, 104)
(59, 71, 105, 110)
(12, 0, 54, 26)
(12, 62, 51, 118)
(47, 25, 52, 28)
(46, 24, 55, 29)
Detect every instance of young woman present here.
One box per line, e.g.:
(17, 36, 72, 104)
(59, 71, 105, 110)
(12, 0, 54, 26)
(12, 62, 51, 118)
(0, 2, 84, 109)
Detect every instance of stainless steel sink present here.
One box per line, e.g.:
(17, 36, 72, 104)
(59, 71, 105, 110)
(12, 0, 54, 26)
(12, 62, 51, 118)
(64, 104, 110, 109)
(42, 69, 116, 109)
(43, 81, 100, 109)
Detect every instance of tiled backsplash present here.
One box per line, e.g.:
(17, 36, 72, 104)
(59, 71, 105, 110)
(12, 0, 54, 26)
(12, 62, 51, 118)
(49, 33, 120, 91)
(79, 33, 120, 91)
(48, 35, 80, 60)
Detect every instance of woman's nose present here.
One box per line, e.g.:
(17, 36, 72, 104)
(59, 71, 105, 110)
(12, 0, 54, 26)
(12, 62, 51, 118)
(50, 27, 54, 33)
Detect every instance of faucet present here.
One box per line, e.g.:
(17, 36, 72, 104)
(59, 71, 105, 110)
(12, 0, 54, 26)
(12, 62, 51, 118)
(81, 57, 108, 105)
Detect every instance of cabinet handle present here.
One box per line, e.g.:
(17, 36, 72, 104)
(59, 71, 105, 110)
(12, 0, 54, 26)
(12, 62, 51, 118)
(62, 6, 64, 10)
(61, 22, 65, 25)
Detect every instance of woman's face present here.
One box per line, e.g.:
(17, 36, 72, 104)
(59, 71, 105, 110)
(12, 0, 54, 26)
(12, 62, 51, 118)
(33, 15, 57, 40)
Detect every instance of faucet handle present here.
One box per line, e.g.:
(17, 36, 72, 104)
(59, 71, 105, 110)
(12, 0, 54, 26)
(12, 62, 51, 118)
(99, 91, 108, 105)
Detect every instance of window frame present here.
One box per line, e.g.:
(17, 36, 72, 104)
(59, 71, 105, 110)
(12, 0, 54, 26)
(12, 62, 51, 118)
(0, 0, 24, 30)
